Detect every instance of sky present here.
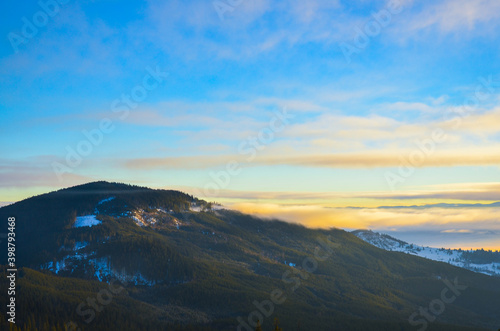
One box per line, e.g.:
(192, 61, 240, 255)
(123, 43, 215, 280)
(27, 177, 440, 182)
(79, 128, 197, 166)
(1, 0, 500, 249)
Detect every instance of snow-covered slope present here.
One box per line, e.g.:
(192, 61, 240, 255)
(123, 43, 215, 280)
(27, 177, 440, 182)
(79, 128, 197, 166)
(352, 230, 500, 277)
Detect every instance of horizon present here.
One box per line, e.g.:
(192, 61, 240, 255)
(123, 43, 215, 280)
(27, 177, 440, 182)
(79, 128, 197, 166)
(2, 0, 500, 251)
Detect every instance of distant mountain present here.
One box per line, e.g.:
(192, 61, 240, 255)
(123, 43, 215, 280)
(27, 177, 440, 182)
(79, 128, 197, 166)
(352, 229, 500, 277)
(375, 201, 500, 209)
(1, 182, 500, 330)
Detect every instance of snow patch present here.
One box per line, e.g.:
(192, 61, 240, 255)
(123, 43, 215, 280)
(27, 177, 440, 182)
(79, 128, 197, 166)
(89, 257, 156, 285)
(74, 215, 101, 228)
(74, 241, 89, 250)
(98, 196, 115, 205)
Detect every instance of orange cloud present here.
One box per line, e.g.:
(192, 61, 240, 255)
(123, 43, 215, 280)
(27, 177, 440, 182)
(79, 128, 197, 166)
(228, 202, 500, 235)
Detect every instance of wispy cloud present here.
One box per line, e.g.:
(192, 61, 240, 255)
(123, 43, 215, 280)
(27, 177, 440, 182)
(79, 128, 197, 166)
(0, 157, 92, 188)
(441, 229, 474, 234)
(358, 191, 500, 201)
(123, 146, 500, 170)
(402, 0, 500, 35)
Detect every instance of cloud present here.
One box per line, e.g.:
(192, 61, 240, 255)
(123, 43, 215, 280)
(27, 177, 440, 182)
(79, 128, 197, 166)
(125, 155, 233, 170)
(1, 4, 128, 78)
(384, 102, 437, 113)
(444, 107, 500, 137)
(287, 0, 342, 24)
(118, 102, 500, 153)
(359, 191, 500, 201)
(441, 229, 474, 233)
(359, 182, 500, 201)
(404, 0, 500, 34)
(190, 189, 348, 201)
(228, 202, 500, 235)
(0, 157, 93, 188)
(123, 146, 500, 170)
(176, 182, 500, 205)
(139, 0, 390, 60)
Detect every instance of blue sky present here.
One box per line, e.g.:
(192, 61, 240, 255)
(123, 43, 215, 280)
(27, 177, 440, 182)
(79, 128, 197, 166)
(1, 0, 500, 248)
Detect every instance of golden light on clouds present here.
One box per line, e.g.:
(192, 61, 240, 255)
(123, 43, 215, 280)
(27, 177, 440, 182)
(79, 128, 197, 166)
(229, 202, 500, 249)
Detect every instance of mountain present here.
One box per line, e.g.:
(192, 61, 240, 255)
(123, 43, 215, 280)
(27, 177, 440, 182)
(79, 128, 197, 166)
(352, 230, 500, 277)
(1, 181, 500, 330)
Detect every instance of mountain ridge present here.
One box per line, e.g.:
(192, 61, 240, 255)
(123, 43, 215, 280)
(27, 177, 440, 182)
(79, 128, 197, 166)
(1, 181, 500, 330)
(352, 229, 500, 277)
